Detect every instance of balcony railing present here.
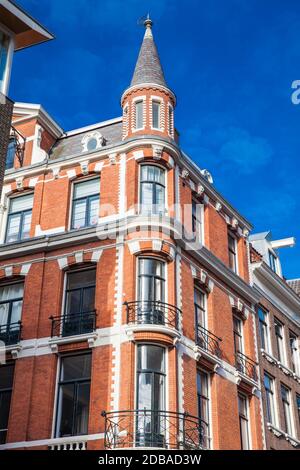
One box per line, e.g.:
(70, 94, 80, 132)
(0, 322, 22, 346)
(235, 351, 258, 382)
(125, 301, 181, 330)
(50, 311, 97, 338)
(196, 325, 222, 358)
(102, 410, 209, 450)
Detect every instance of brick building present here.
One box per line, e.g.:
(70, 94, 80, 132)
(250, 233, 300, 449)
(0, 0, 54, 198)
(0, 17, 298, 451)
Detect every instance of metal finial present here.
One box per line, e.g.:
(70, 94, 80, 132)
(144, 13, 153, 29)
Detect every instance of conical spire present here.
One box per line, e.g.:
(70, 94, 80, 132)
(130, 16, 167, 88)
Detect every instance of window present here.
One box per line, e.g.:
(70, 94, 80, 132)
(194, 288, 206, 329)
(5, 194, 33, 243)
(289, 332, 299, 375)
(71, 178, 100, 230)
(0, 283, 23, 345)
(269, 250, 277, 273)
(228, 233, 238, 273)
(152, 101, 160, 129)
(296, 394, 300, 426)
(264, 373, 276, 425)
(86, 138, 98, 151)
(137, 258, 165, 325)
(192, 200, 203, 243)
(56, 354, 91, 437)
(168, 106, 173, 136)
(140, 165, 165, 215)
(135, 101, 144, 130)
(238, 393, 250, 450)
(5, 138, 16, 170)
(0, 31, 10, 94)
(63, 268, 96, 337)
(233, 316, 243, 354)
(0, 364, 14, 444)
(281, 385, 293, 436)
(197, 370, 210, 449)
(258, 307, 270, 353)
(274, 318, 285, 364)
(136, 345, 165, 447)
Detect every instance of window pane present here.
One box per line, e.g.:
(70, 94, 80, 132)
(82, 287, 95, 312)
(137, 372, 152, 410)
(21, 211, 32, 239)
(74, 179, 99, 199)
(9, 194, 33, 213)
(61, 354, 92, 381)
(0, 391, 12, 442)
(74, 382, 90, 435)
(138, 345, 165, 373)
(5, 139, 16, 170)
(6, 214, 21, 243)
(67, 269, 96, 290)
(58, 383, 75, 437)
(88, 196, 99, 226)
(72, 199, 87, 229)
(135, 101, 143, 129)
(0, 364, 14, 389)
(65, 290, 81, 315)
(152, 101, 160, 129)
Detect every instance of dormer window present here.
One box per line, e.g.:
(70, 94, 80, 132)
(268, 250, 277, 273)
(135, 101, 144, 130)
(152, 100, 161, 129)
(81, 132, 105, 153)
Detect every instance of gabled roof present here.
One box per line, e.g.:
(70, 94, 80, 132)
(130, 17, 167, 89)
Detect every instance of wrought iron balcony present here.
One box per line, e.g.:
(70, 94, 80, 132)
(125, 301, 181, 330)
(102, 410, 209, 450)
(196, 325, 222, 358)
(0, 322, 22, 346)
(235, 351, 258, 382)
(50, 311, 97, 338)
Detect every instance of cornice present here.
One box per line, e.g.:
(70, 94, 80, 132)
(252, 262, 300, 311)
(121, 83, 177, 106)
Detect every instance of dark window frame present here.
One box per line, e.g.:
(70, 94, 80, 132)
(137, 257, 166, 304)
(64, 267, 96, 317)
(280, 384, 293, 436)
(197, 369, 210, 449)
(0, 281, 23, 332)
(228, 232, 238, 273)
(5, 137, 16, 170)
(264, 373, 276, 425)
(274, 317, 285, 364)
(258, 307, 269, 352)
(55, 353, 92, 438)
(0, 363, 15, 444)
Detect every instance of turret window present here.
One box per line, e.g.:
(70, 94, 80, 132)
(140, 165, 165, 215)
(152, 101, 161, 129)
(135, 101, 144, 130)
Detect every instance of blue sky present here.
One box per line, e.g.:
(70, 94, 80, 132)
(11, 0, 300, 279)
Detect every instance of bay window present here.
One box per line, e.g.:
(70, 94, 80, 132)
(136, 345, 166, 447)
(140, 165, 165, 215)
(0, 364, 14, 444)
(0, 282, 23, 345)
(5, 194, 33, 243)
(137, 258, 165, 325)
(197, 370, 210, 449)
(71, 178, 100, 230)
